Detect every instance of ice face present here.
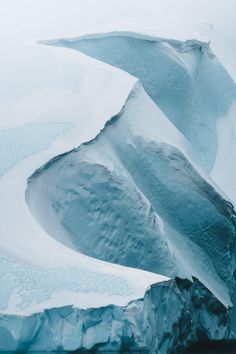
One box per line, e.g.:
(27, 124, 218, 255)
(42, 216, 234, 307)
(55, 34, 236, 171)
(0, 278, 229, 353)
(26, 84, 236, 308)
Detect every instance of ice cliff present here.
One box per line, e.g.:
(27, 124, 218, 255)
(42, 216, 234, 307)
(0, 278, 229, 353)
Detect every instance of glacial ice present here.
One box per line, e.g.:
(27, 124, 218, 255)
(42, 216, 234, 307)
(0, 278, 229, 352)
(1, 2, 236, 352)
(54, 33, 236, 172)
(26, 83, 236, 309)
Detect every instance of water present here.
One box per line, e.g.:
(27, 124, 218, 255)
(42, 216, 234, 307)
(185, 340, 236, 354)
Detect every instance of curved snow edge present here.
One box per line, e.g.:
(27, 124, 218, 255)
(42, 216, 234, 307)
(40, 30, 210, 54)
(27, 80, 139, 182)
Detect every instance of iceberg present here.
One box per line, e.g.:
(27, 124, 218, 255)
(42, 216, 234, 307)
(0, 42, 164, 350)
(1, 1, 236, 352)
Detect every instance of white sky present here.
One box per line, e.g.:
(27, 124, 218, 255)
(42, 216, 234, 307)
(0, 0, 234, 39)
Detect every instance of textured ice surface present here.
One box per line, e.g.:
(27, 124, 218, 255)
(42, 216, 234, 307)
(55, 34, 236, 171)
(0, 256, 136, 312)
(27, 84, 236, 308)
(0, 278, 229, 353)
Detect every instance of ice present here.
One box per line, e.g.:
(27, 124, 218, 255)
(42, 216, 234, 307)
(26, 83, 236, 309)
(52, 31, 236, 210)
(55, 33, 236, 171)
(0, 1, 236, 352)
(0, 278, 229, 352)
